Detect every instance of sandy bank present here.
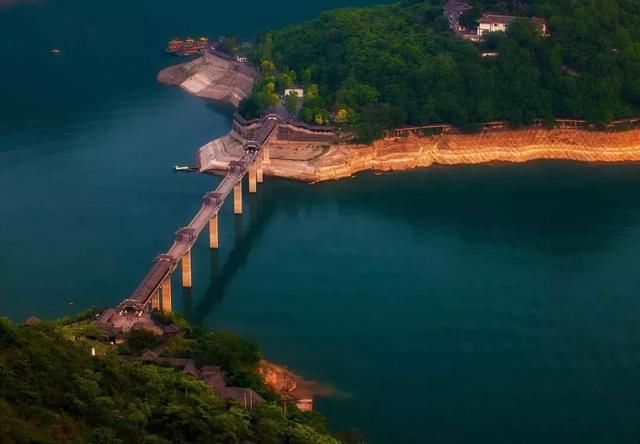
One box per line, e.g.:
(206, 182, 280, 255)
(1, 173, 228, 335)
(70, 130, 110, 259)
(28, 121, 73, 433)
(157, 52, 258, 107)
(259, 127, 640, 182)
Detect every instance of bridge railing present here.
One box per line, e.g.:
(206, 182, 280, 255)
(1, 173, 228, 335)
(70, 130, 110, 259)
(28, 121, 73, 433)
(119, 115, 281, 313)
(385, 116, 640, 138)
(233, 113, 334, 136)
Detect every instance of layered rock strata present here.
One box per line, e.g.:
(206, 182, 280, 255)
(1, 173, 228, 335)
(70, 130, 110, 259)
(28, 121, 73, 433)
(158, 58, 640, 182)
(200, 125, 640, 182)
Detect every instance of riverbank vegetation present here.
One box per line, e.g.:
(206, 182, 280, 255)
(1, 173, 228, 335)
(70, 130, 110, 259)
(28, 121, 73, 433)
(0, 314, 341, 443)
(239, 0, 640, 141)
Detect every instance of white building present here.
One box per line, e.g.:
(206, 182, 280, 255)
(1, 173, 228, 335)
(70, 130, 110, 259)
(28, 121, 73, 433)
(284, 88, 304, 98)
(477, 14, 548, 36)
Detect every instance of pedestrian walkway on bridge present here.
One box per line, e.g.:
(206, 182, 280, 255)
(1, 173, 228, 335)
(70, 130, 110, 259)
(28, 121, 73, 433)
(117, 115, 280, 314)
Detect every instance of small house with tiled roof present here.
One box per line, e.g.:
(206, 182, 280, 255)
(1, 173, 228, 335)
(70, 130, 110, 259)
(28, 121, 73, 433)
(477, 13, 548, 36)
(23, 316, 42, 326)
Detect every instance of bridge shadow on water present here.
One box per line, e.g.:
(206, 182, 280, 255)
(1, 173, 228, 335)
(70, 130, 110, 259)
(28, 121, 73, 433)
(187, 182, 277, 324)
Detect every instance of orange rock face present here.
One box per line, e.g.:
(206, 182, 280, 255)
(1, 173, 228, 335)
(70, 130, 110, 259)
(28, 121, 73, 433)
(264, 127, 640, 182)
(258, 361, 298, 393)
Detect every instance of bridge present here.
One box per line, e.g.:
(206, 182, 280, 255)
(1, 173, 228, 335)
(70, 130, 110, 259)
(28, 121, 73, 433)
(117, 115, 280, 314)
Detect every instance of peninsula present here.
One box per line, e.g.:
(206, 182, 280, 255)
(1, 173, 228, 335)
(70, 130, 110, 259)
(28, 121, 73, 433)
(160, 52, 640, 183)
(159, 0, 640, 182)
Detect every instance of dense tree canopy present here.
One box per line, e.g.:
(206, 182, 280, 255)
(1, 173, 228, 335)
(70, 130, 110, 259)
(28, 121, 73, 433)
(240, 0, 640, 141)
(0, 316, 340, 443)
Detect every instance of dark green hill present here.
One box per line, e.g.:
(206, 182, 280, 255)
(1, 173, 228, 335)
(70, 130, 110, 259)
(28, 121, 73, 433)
(240, 0, 640, 141)
(0, 316, 338, 444)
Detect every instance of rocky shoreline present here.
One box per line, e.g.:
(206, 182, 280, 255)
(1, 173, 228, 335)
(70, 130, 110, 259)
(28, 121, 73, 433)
(264, 127, 640, 182)
(159, 53, 640, 183)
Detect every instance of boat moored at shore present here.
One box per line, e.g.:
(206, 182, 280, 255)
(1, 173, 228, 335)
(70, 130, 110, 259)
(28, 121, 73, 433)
(166, 37, 209, 56)
(173, 165, 198, 173)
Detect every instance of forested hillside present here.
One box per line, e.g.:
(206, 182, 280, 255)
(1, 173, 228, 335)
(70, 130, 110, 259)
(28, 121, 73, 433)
(239, 0, 640, 141)
(0, 316, 338, 444)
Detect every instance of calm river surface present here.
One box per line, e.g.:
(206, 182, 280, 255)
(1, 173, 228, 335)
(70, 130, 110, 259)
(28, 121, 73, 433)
(3, 1, 640, 443)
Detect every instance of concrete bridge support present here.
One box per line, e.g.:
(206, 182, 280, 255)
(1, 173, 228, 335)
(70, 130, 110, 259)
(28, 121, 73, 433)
(263, 145, 270, 164)
(161, 276, 172, 313)
(257, 156, 264, 183)
(234, 182, 243, 215)
(209, 215, 219, 249)
(248, 162, 257, 193)
(182, 250, 192, 288)
(151, 289, 160, 311)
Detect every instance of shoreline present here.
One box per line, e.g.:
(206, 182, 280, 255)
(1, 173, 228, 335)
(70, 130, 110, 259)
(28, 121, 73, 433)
(262, 127, 640, 182)
(201, 123, 640, 183)
(260, 359, 340, 411)
(158, 54, 640, 183)
(157, 52, 258, 107)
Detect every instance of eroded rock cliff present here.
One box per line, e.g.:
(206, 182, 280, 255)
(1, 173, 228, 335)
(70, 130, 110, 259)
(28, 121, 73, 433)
(261, 127, 640, 182)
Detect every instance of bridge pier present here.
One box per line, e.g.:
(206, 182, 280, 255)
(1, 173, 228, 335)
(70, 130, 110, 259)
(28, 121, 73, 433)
(151, 289, 160, 311)
(257, 156, 264, 183)
(182, 250, 192, 288)
(248, 162, 257, 193)
(234, 182, 243, 215)
(118, 118, 283, 316)
(209, 215, 219, 249)
(161, 276, 172, 313)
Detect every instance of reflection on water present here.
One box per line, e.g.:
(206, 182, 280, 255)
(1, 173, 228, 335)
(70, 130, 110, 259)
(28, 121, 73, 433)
(193, 185, 273, 323)
(188, 164, 640, 444)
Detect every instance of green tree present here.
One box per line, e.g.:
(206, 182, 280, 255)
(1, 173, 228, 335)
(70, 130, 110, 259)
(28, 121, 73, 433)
(261, 60, 276, 74)
(124, 329, 162, 355)
(221, 35, 241, 56)
(356, 103, 406, 143)
(241, 0, 640, 139)
(238, 95, 261, 120)
(193, 331, 262, 387)
(0, 317, 339, 443)
(257, 33, 274, 62)
(284, 92, 299, 118)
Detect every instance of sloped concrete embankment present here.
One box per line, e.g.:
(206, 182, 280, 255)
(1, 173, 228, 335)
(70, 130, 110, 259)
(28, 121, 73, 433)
(158, 52, 258, 107)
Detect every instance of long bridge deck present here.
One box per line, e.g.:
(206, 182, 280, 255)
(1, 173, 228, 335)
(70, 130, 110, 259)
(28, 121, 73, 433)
(117, 116, 280, 313)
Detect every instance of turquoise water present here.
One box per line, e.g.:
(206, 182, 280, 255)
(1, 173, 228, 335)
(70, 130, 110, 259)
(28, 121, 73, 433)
(3, 1, 640, 443)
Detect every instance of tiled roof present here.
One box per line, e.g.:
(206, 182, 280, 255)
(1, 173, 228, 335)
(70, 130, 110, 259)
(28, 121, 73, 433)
(478, 14, 547, 26)
(23, 316, 42, 326)
(183, 362, 200, 377)
(221, 387, 265, 405)
(142, 351, 160, 361)
(478, 14, 517, 24)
